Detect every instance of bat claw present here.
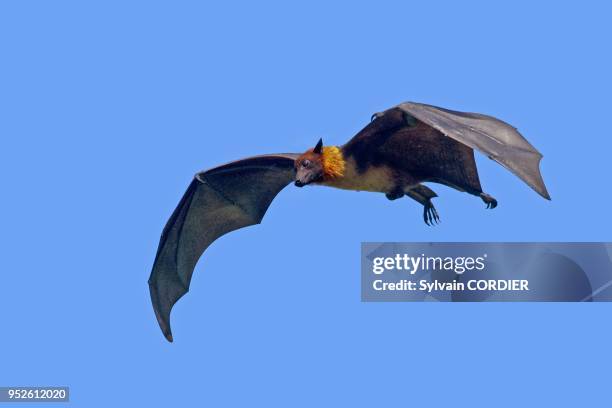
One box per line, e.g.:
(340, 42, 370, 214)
(423, 200, 440, 226)
(480, 193, 498, 209)
(371, 112, 384, 122)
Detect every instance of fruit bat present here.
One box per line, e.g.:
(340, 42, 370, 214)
(148, 101, 550, 341)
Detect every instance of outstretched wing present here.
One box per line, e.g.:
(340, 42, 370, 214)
(396, 102, 550, 199)
(148, 154, 298, 341)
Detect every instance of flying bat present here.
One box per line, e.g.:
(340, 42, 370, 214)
(148, 101, 550, 341)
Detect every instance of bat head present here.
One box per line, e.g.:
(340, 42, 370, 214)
(294, 138, 325, 187)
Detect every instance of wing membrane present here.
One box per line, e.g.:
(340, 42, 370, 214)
(397, 102, 550, 199)
(148, 154, 298, 341)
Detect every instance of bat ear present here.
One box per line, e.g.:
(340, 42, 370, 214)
(313, 138, 323, 154)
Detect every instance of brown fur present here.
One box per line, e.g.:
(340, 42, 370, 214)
(341, 111, 483, 195)
(294, 148, 326, 186)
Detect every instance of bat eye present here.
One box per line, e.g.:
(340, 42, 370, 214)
(302, 160, 311, 168)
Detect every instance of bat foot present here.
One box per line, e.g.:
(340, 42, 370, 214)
(480, 193, 498, 209)
(423, 200, 440, 226)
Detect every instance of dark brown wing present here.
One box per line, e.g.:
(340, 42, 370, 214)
(342, 107, 482, 192)
(396, 102, 550, 199)
(341, 107, 407, 171)
(379, 121, 483, 193)
(343, 102, 550, 199)
(148, 154, 298, 341)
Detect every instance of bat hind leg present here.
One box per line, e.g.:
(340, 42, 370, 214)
(429, 177, 497, 210)
(405, 185, 440, 226)
(479, 192, 498, 209)
(385, 187, 405, 201)
(461, 185, 497, 209)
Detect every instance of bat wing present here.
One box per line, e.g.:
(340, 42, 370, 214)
(395, 102, 550, 199)
(148, 153, 298, 341)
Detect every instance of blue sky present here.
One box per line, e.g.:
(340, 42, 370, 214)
(1, 1, 611, 406)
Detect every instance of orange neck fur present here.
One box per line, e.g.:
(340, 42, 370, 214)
(321, 146, 345, 180)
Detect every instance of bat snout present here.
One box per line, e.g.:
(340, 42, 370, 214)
(295, 168, 322, 187)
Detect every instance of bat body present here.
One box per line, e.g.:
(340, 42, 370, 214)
(149, 101, 550, 341)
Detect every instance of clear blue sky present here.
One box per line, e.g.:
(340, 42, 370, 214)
(1, 1, 611, 406)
